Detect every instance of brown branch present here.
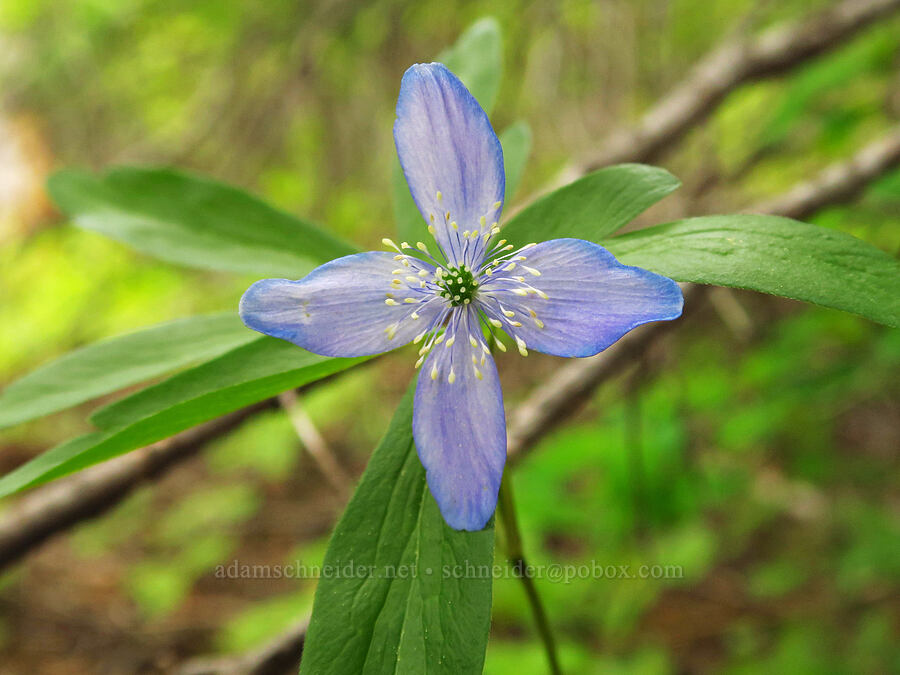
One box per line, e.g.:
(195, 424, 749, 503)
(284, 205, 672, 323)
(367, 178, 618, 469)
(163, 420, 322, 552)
(560, 0, 900, 183)
(175, 618, 308, 675)
(750, 127, 900, 219)
(0, 401, 276, 571)
(507, 125, 900, 464)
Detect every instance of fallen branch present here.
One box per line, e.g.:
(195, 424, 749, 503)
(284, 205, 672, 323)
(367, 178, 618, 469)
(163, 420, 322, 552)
(571, 0, 900, 178)
(0, 401, 276, 570)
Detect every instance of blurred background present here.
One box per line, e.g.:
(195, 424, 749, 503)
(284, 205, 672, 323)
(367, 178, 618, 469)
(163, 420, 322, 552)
(1, 0, 898, 673)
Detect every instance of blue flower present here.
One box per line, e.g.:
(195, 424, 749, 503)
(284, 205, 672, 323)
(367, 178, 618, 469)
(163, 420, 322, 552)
(240, 63, 683, 531)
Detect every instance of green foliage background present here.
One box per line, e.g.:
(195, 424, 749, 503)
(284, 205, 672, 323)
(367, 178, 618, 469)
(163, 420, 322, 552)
(0, 0, 898, 672)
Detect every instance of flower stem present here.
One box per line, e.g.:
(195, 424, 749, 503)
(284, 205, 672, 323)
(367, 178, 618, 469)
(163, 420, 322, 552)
(497, 471, 563, 675)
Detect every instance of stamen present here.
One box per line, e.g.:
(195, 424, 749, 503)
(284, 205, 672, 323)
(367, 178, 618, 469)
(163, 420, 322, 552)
(448, 368, 456, 384)
(385, 298, 399, 306)
(516, 337, 528, 356)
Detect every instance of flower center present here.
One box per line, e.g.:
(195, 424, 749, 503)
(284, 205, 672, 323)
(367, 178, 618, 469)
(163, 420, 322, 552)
(437, 265, 478, 306)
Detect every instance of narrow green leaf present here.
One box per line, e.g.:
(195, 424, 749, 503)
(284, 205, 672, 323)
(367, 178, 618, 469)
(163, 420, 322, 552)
(47, 167, 357, 278)
(500, 164, 681, 246)
(301, 385, 494, 675)
(606, 215, 900, 327)
(0, 339, 366, 498)
(438, 17, 503, 114)
(393, 161, 425, 246)
(500, 121, 532, 203)
(0, 314, 255, 430)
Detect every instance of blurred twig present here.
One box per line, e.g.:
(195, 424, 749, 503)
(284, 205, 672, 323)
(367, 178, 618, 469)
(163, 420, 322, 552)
(278, 390, 352, 499)
(555, 0, 900, 186)
(176, 618, 309, 675)
(0, 401, 276, 571)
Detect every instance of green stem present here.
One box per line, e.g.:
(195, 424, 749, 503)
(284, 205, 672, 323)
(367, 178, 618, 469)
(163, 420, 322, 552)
(497, 472, 563, 675)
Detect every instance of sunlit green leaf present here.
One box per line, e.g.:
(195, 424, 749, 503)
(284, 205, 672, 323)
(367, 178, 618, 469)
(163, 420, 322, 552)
(47, 167, 357, 277)
(0, 339, 366, 498)
(301, 386, 494, 674)
(501, 164, 681, 246)
(500, 121, 532, 202)
(0, 314, 255, 430)
(437, 17, 503, 114)
(607, 215, 900, 327)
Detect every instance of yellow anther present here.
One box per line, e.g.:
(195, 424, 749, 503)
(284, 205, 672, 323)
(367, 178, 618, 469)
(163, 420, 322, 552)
(436, 190, 443, 202)
(492, 201, 502, 210)
(534, 318, 545, 329)
(385, 298, 399, 306)
(445, 335, 455, 347)
(400, 241, 411, 249)
(431, 365, 439, 380)
(504, 263, 516, 271)
(516, 337, 528, 356)
(392, 269, 405, 275)
(405, 276, 418, 283)
(427, 224, 436, 235)
(494, 337, 507, 352)
(502, 309, 515, 318)
(414, 331, 426, 344)
(411, 312, 420, 320)
(385, 324, 397, 339)
(512, 288, 529, 296)
(415, 355, 425, 368)
(536, 290, 549, 299)
(489, 318, 502, 328)
(404, 298, 417, 304)
(469, 335, 478, 348)
(382, 237, 399, 250)
(448, 369, 456, 384)
(473, 366, 483, 380)
(450, 221, 458, 230)
(436, 334, 445, 344)
(479, 215, 486, 227)
(416, 241, 430, 254)
(510, 321, 522, 327)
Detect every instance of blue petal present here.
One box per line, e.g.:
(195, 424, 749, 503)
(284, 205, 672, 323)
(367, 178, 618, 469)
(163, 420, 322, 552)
(240, 251, 440, 358)
(394, 63, 505, 267)
(479, 238, 683, 357)
(413, 307, 506, 530)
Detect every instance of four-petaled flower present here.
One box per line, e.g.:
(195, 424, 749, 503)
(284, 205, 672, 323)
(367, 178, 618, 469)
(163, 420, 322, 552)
(240, 63, 683, 531)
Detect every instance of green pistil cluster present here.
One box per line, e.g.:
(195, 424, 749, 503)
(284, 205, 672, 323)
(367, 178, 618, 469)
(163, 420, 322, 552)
(438, 265, 478, 306)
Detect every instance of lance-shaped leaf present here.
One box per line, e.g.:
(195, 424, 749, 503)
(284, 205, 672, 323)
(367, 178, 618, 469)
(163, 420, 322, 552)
(606, 215, 900, 327)
(501, 121, 532, 202)
(0, 339, 366, 498)
(500, 163, 681, 246)
(0, 314, 255, 430)
(47, 167, 357, 277)
(300, 386, 494, 675)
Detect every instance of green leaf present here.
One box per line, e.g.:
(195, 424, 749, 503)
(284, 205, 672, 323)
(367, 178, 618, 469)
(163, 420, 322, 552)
(301, 385, 494, 674)
(47, 167, 357, 277)
(500, 121, 532, 203)
(0, 314, 255, 430)
(500, 164, 681, 246)
(438, 17, 503, 114)
(394, 17, 504, 246)
(606, 215, 900, 327)
(0, 339, 366, 498)
(393, 162, 425, 246)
